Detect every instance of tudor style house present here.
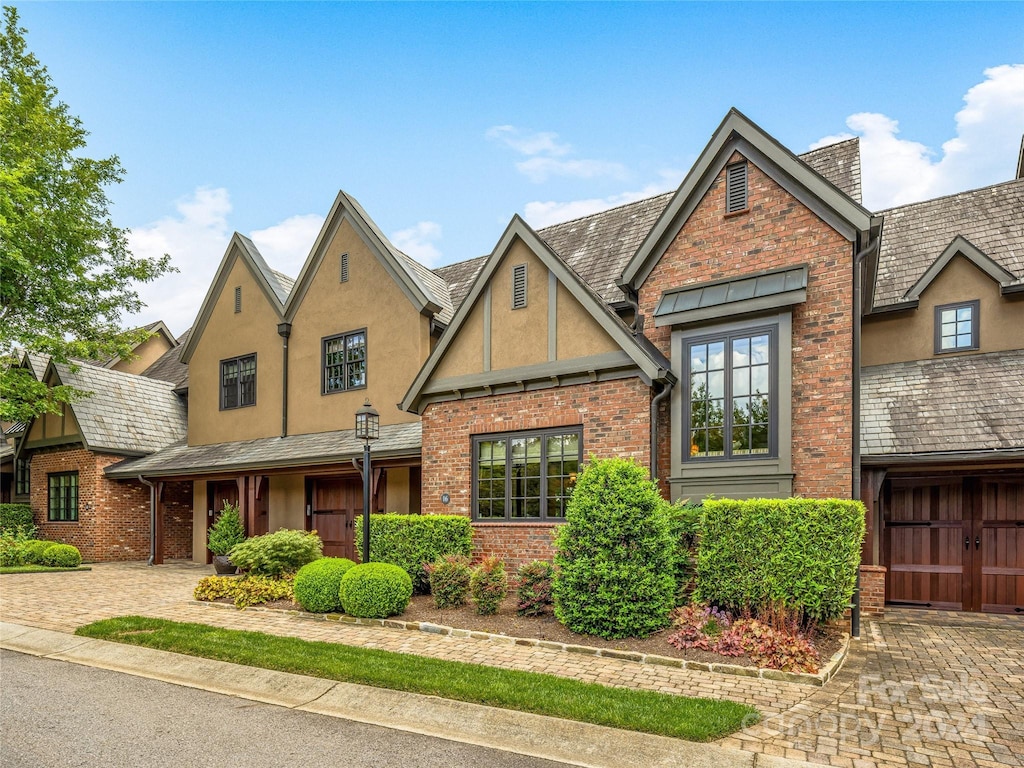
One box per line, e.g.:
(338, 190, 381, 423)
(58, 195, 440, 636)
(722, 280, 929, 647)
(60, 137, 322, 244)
(13, 109, 1021, 614)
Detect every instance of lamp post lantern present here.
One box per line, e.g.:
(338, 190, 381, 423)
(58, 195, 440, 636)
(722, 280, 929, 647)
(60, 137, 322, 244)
(355, 399, 379, 562)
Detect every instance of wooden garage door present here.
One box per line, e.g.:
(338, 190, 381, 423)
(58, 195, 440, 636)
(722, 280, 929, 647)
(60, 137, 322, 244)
(885, 476, 1024, 613)
(886, 479, 968, 611)
(980, 478, 1024, 614)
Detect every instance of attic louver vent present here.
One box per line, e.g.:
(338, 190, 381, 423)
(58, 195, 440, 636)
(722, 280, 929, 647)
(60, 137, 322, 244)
(726, 162, 748, 214)
(511, 263, 528, 309)
(234, 286, 242, 313)
(340, 253, 349, 283)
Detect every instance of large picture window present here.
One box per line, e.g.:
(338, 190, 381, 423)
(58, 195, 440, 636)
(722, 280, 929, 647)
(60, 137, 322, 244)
(473, 427, 582, 522)
(323, 330, 367, 394)
(686, 327, 776, 460)
(48, 472, 78, 522)
(221, 354, 256, 409)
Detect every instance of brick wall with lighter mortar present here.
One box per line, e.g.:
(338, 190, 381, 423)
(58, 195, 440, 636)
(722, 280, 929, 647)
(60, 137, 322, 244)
(640, 151, 856, 498)
(420, 378, 651, 569)
(29, 446, 192, 562)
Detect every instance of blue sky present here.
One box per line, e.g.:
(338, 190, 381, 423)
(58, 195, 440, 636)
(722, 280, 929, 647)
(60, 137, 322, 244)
(16, 2, 1024, 334)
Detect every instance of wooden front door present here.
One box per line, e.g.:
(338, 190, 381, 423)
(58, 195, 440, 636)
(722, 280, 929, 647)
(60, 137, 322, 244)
(206, 480, 240, 564)
(884, 476, 1024, 613)
(311, 477, 362, 561)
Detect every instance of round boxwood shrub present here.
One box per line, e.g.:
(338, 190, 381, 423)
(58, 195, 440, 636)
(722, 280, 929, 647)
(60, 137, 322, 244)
(41, 543, 82, 568)
(23, 539, 54, 565)
(553, 457, 675, 639)
(339, 562, 413, 619)
(293, 557, 356, 613)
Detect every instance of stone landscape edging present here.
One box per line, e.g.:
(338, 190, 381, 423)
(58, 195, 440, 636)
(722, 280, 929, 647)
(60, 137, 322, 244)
(193, 600, 849, 687)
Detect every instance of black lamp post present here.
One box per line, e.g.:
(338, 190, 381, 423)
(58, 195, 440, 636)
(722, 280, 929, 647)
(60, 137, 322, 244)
(355, 399, 379, 563)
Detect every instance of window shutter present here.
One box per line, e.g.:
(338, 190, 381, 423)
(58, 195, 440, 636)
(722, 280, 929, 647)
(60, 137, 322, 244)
(512, 264, 528, 309)
(340, 253, 349, 283)
(726, 162, 748, 213)
(234, 286, 242, 313)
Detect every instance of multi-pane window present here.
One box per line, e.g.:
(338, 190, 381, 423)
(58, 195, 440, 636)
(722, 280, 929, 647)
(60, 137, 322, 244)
(15, 458, 30, 496)
(687, 328, 774, 460)
(473, 428, 581, 521)
(935, 301, 978, 353)
(221, 354, 256, 409)
(48, 472, 78, 522)
(323, 330, 367, 393)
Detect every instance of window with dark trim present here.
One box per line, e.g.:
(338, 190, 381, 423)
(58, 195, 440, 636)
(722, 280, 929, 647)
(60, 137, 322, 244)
(473, 427, 582, 522)
(934, 300, 979, 353)
(323, 330, 367, 393)
(48, 471, 78, 522)
(15, 458, 30, 496)
(725, 161, 748, 214)
(685, 326, 776, 460)
(221, 354, 256, 409)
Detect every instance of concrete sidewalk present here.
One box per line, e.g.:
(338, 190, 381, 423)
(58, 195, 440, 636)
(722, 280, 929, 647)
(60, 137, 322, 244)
(0, 620, 818, 768)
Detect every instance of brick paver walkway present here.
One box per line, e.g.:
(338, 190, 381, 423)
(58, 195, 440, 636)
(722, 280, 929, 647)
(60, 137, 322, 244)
(2, 563, 1021, 767)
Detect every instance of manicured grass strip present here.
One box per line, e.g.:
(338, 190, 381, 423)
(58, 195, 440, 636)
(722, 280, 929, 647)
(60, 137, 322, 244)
(76, 616, 757, 741)
(0, 565, 91, 574)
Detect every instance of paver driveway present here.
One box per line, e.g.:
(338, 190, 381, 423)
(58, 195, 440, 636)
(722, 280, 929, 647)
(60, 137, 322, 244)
(2, 562, 1021, 768)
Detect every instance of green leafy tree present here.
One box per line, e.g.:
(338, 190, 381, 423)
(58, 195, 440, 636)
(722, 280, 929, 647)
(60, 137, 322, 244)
(0, 7, 173, 421)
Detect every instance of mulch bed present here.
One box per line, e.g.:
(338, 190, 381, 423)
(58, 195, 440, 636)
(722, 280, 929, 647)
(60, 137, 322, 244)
(211, 593, 844, 670)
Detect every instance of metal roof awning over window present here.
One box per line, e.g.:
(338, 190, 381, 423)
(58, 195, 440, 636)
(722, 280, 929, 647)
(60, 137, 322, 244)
(654, 265, 808, 326)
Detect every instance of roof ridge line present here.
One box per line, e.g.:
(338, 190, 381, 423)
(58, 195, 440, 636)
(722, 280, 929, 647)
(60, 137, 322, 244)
(536, 190, 675, 233)
(876, 176, 1024, 214)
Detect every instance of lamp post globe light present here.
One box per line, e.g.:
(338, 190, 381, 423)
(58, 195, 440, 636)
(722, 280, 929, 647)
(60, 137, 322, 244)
(355, 399, 379, 562)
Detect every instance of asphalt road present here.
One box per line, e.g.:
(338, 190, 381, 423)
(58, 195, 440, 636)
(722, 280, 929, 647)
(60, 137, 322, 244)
(0, 650, 570, 768)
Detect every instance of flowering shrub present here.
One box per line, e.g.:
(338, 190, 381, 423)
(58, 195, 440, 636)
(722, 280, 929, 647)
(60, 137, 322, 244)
(470, 556, 508, 616)
(667, 602, 820, 672)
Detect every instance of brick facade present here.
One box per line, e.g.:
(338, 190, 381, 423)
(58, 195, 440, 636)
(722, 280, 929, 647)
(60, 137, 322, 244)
(858, 564, 886, 616)
(639, 151, 856, 498)
(421, 378, 651, 569)
(28, 446, 192, 562)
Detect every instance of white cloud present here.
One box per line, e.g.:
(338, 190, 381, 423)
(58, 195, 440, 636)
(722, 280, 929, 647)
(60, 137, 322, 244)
(391, 221, 444, 267)
(516, 156, 628, 184)
(486, 124, 626, 183)
(126, 186, 233, 336)
(522, 171, 681, 228)
(485, 125, 570, 157)
(250, 213, 325, 278)
(812, 64, 1024, 209)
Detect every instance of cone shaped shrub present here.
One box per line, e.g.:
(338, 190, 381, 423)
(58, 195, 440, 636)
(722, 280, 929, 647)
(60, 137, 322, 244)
(294, 557, 356, 613)
(553, 457, 675, 639)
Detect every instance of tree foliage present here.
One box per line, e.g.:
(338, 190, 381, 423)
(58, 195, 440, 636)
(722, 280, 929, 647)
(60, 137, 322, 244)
(0, 7, 173, 421)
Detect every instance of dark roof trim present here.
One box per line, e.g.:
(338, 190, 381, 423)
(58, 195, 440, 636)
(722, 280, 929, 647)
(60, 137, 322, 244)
(903, 236, 1017, 301)
(862, 449, 1024, 466)
(102, 320, 177, 369)
(401, 215, 673, 415)
(283, 190, 443, 323)
(179, 235, 286, 364)
(620, 108, 874, 291)
(105, 446, 422, 480)
(654, 265, 808, 327)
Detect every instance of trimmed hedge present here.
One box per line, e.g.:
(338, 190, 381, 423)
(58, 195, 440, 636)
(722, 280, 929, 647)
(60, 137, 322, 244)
(355, 514, 472, 593)
(0, 504, 33, 534)
(293, 557, 356, 613)
(694, 498, 866, 623)
(23, 539, 54, 565)
(229, 529, 322, 577)
(41, 543, 82, 568)
(340, 562, 413, 619)
(553, 457, 676, 639)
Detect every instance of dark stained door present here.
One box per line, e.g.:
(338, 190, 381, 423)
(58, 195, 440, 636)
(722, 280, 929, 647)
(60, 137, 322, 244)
(252, 476, 270, 537)
(885, 479, 969, 611)
(978, 478, 1024, 614)
(311, 478, 362, 561)
(884, 476, 1024, 613)
(206, 481, 240, 564)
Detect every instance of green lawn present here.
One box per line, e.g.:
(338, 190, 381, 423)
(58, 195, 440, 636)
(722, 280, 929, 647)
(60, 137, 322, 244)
(0, 565, 91, 574)
(76, 616, 757, 741)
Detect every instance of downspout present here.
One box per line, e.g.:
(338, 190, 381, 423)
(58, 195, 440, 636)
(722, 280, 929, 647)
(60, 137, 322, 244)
(278, 322, 292, 438)
(138, 475, 156, 567)
(649, 380, 673, 482)
(623, 288, 642, 334)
